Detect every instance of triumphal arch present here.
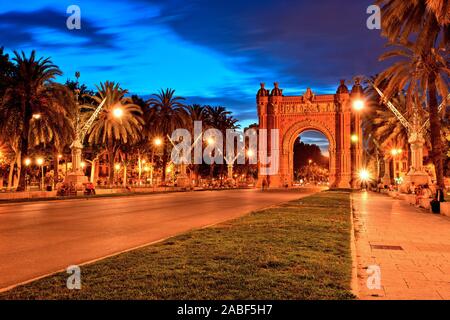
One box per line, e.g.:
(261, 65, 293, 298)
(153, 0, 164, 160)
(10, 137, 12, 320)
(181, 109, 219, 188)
(257, 80, 364, 189)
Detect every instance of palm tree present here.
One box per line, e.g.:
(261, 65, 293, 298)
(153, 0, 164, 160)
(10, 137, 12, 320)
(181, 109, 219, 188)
(205, 106, 239, 182)
(377, 0, 449, 48)
(0, 50, 71, 191)
(0, 47, 14, 97)
(146, 88, 186, 182)
(184, 104, 208, 185)
(376, 0, 449, 188)
(377, 42, 449, 187)
(87, 81, 144, 186)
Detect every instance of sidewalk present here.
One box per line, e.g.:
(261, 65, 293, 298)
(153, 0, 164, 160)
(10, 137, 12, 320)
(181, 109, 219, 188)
(352, 191, 450, 300)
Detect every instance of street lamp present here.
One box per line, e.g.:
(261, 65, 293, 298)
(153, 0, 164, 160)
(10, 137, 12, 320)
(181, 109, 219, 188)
(154, 137, 163, 147)
(352, 99, 365, 111)
(32, 113, 42, 120)
(24, 158, 31, 191)
(151, 137, 163, 186)
(207, 137, 215, 146)
(390, 148, 403, 157)
(359, 169, 370, 181)
(36, 157, 44, 190)
(359, 168, 371, 190)
(112, 107, 124, 119)
(351, 134, 359, 143)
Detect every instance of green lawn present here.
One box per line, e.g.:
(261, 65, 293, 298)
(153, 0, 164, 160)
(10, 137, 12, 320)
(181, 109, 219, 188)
(1, 191, 354, 300)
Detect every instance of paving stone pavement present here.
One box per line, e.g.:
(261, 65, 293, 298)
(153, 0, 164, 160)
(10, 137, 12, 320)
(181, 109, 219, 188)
(352, 191, 450, 300)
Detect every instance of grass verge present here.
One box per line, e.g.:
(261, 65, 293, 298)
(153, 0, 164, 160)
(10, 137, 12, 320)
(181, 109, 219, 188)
(0, 190, 354, 300)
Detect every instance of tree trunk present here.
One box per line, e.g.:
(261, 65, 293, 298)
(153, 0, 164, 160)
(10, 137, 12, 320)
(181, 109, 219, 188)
(16, 137, 29, 191)
(108, 149, 115, 187)
(428, 74, 444, 188)
(17, 102, 31, 191)
(162, 147, 167, 183)
(90, 159, 96, 183)
(14, 152, 21, 189)
(7, 159, 16, 191)
(53, 150, 59, 188)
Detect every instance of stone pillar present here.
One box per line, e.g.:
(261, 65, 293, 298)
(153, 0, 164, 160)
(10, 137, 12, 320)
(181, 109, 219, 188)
(227, 164, 233, 180)
(176, 163, 190, 188)
(403, 130, 430, 186)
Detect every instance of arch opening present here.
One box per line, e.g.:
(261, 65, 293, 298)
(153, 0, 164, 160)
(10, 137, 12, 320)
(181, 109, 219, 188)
(293, 130, 330, 186)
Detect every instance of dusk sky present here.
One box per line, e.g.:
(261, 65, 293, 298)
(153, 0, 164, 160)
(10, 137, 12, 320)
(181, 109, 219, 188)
(1, 0, 387, 152)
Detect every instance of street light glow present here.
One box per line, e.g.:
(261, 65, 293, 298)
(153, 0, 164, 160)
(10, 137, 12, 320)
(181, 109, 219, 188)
(359, 169, 370, 181)
(115, 163, 121, 171)
(81, 161, 86, 169)
(154, 137, 162, 146)
(207, 137, 215, 146)
(351, 134, 359, 143)
(247, 149, 254, 157)
(112, 107, 124, 118)
(36, 158, 44, 166)
(391, 148, 403, 156)
(32, 113, 42, 120)
(352, 99, 365, 111)
(24, 158, 31, 166)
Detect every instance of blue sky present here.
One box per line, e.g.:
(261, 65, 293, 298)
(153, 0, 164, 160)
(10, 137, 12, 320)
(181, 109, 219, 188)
(0, 0, 387, 152)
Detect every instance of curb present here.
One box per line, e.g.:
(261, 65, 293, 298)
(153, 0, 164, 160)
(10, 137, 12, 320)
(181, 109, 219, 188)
(349, 193, 360, 299)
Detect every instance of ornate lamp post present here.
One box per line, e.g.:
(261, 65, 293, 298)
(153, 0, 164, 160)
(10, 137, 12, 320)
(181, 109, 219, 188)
(36, 157, 44, 190)
(151, 137, 162, 186)
(65, 72, 107, 190)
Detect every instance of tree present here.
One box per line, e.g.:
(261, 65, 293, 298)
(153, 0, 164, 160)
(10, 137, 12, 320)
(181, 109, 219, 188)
(376, 0, 449, 187)
(146, 88, 186, 182)
(87, 81, 144, 186)
(0, 50, 72, 191)
(184, 104, 208, 185)
(377, 42, 449, 187)
(0, 47, 14, 98)
(204, 106, 239, 182)
(377, 0, 449, 49)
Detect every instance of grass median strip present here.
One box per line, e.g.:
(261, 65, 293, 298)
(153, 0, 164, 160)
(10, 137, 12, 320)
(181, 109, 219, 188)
(1, 190, 354, 300)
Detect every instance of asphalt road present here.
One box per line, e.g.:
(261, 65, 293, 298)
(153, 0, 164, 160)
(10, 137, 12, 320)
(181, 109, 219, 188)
(0, 188, 318, 291)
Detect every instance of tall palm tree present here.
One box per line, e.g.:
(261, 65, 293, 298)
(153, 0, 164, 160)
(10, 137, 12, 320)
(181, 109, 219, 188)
(377, 42, 449, 187)
(376, 0, 449, 188)
(146, 88, 186, 182)
(87, 81, 144, 186)
(0, 50, 71, 191)
(184, 104, 208, 185)
(205, 106, 239, 182)
(377, 0, 449, 48)
(0, 47, 14, 98)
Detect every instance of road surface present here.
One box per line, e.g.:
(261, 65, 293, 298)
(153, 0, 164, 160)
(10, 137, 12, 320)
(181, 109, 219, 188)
(0, 188, 317, 291)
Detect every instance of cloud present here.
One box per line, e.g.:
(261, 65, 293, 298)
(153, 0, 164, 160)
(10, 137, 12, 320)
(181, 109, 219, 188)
(0, 8, 117, 49)
(1, 0, 389, 126)
(136, 0, 386, 91)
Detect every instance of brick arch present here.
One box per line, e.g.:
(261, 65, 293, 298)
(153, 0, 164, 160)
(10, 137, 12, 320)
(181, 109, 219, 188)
(282, 120, 336, 156)
(282, 120, 337, 187)
(256, 83, 363, 189)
